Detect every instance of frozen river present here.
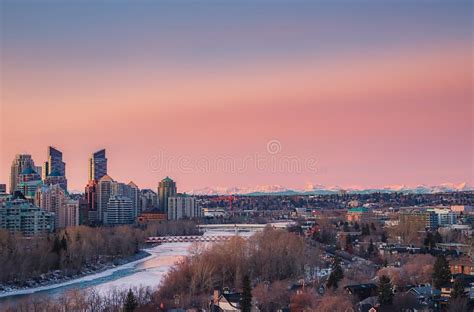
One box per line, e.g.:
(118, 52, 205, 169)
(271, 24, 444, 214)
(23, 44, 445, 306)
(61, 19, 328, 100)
(0, 230, 253, 307)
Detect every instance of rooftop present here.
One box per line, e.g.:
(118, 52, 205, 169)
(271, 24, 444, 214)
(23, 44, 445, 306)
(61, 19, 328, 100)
(162, 176, 174, 182)
(348, 207, 369, 213)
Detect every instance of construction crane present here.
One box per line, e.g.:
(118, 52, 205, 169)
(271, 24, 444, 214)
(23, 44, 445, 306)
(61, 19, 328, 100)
(212, 195, 235, 216)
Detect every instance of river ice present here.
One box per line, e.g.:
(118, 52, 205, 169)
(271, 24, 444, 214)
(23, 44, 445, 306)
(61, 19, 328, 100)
(0, 230, 253, 303)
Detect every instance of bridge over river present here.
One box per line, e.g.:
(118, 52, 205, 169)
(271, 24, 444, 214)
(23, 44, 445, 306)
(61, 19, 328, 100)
(145, 222, 292, 244)
(197, 222, 291, 232)
(145, 235, 246, 244)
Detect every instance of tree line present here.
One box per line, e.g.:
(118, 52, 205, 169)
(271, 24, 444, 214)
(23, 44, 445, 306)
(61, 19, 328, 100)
(0, 220, 200, 285)
(155, 227, 306, 309)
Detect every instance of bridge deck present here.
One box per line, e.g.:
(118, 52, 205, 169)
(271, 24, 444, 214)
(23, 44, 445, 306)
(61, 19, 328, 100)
(145, 235, 246, 244)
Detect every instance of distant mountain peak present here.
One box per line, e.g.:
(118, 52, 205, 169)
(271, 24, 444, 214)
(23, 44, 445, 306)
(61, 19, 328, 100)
(187, 182, 472, 195)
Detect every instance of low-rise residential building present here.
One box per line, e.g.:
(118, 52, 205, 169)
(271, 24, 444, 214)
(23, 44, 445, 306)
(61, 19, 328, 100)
(449, 256, 474, 275)
(344, 283, 377, 301)
(0, 195, 54, 236)
(210, 289, 242, 312)
(137, 212, 166, 224)
(202, 207, 227, 218)
(399, 207, 457, 230)
(440, 274, 474, 299)
(427, 208, 457, 227)
(346, 207, 370, 222)
(451, 205, 474, 214)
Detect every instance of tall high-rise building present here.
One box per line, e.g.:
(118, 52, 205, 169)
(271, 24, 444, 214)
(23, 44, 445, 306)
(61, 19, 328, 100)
(16, 167, 42, 200)
(84, 180, 97, 225)
(168, 194, 200, 220)
(78, 198, 89, 225)
(62, 199, 79, 228)
(9, 154, 35, 193)
(158, 177, 177, 215)
(88, 149, 108, 181)
(43, 147, 66, 176)
(106, 195, 134, 225)
(97, 174, 114, 223)
(35, 166, 43, 179)
(110, 181, 140, 218)
(36, 184, 79, 228)
(140, 189, 158, 211)
(124, 181, 140, 218)
(44, 172, 68, 191)
(36, 184, 67, 229)
(43, 146, 67, 190)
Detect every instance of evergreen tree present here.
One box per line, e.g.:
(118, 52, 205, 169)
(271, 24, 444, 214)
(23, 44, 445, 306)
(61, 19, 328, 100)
(52, 235, 62, 255)
(424, 232, 435, 249)
(367, 239, 375, 256)
(343, 222, 350, 232)
(378, 275, 394, 305)
(124, 289, 138, 312)
(61, 236, 68, 251)
(371, 222, 376, 231)
(345, 235, 354, 254)
(326, 256, 344, 289)
(432, 255, 451, 289)
(380, 231, 388, 243)
(354, 222, 360, 231)
(424, 231, 442, 249)
(75, 231, 81, 242)
(240, 274, 252, 312)
(361, 224, 371, 236)
(451, 278, 465, 299)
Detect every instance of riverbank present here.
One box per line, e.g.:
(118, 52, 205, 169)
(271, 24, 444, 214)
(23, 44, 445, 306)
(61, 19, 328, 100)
(0, 250, 151, 298)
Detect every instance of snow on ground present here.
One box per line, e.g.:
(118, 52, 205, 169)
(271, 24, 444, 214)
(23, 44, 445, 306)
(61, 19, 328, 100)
(92, 242, 191, 294)
(93, 230, 254, 294)
(0, 252, 154, 298)
(0, 230, 255, 300)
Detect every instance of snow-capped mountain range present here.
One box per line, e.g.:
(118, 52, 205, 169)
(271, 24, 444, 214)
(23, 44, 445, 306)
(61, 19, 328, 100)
(187, 182, 473, 196)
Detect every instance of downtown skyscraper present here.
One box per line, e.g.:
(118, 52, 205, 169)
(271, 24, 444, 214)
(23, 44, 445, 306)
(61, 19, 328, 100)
(9, 154, 36, 193)
(43, 147, 65, 177)
(43, 146, 67, 191)
(158, 177, 177, 215)
(88, 149, 108, 181)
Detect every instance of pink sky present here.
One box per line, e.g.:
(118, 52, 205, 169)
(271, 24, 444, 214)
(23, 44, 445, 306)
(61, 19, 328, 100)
(2, 42, 472, 191)
(1, 2, 472, 192)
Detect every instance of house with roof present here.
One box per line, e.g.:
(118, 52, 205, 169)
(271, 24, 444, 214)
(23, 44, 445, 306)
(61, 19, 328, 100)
(440, 274, 474, 299)
(346, 207, 370, 222)
(210, 289, 242, 312)
(407, 285, 440, 305)
(356, 296, 378, 312)
(449, 255, 474, 275)
(210, 289, 260, 312)
(344, 283, 378, 301)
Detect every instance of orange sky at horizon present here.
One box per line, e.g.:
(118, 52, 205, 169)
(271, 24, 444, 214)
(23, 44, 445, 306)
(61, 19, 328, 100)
(1, 0, 473, 192)
(2, 40, 472, 191)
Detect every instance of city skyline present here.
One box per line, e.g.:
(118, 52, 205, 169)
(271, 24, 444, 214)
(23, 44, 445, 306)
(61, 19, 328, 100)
(1, 1, 473, 191)
(0, 2, 472, 310)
